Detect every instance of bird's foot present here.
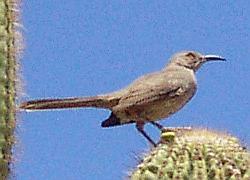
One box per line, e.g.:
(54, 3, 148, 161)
(150, 121, 192, 133)
(161, 126, 192, 133)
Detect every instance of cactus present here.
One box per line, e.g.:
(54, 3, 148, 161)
(0, 0, 21, 179)
(130, 128, 250, 179)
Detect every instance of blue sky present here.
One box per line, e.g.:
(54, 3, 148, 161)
(16, 1, 250, 179)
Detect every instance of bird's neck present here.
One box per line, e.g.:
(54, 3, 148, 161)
(163, 63, 195, 73)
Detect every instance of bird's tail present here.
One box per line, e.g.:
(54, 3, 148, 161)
(19, 95, 119, 111)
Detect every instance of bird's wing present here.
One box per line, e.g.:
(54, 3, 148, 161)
(117, 71, 188, 108)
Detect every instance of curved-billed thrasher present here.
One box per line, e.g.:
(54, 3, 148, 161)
(20, 51, 225, 146)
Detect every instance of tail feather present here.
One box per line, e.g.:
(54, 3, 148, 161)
(101, 113, 121, 127)
(101, 113, 135, 127)
(20, 95, 119, 110)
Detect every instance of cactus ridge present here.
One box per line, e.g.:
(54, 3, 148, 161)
(0, 0, 21, 179)
(130, 129, 250, 179)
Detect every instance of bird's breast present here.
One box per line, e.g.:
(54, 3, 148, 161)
(113, 69, 197, 123)
(147, 87, 196, 120)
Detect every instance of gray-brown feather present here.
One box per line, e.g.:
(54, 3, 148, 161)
(108, 67, 197, 125)
(20, 95, 120, 110)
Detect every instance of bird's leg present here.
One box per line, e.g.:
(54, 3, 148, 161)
(136, 121, 156, 147)
(150, 121, 164, 130)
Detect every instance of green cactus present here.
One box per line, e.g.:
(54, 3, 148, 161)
(0, 0, 21, 179)
(130, 128, 250, 180)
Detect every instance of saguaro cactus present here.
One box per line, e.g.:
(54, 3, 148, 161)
(0, 0, 21, 179)
(130, 128, 250, 179)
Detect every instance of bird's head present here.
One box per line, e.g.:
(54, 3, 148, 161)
(168, 51, 225, 72)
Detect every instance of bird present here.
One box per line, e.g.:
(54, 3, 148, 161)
(20, 51, 225, 146)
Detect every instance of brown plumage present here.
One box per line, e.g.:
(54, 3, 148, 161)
(20, 51, 225, 146)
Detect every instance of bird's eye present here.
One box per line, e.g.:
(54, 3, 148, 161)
(186, 52, 196, 59)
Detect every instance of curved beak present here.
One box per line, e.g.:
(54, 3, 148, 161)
(203, 54, 226, 62)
